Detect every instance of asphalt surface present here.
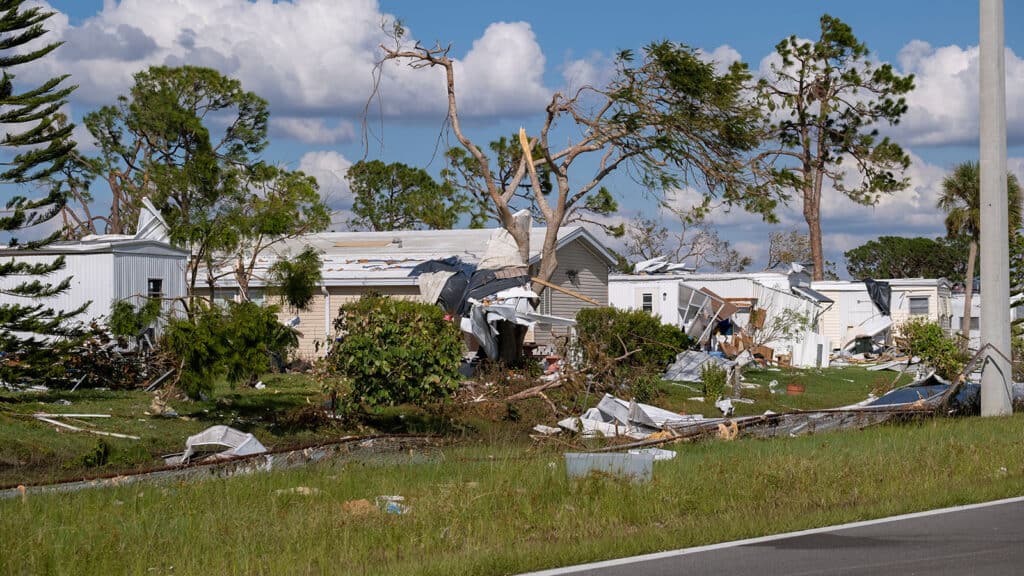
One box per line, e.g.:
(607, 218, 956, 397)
(523, 497, 1024, 576)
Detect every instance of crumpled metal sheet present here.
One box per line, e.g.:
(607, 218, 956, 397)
(557, 394, 704, 438)
(168, 425, 267, 465)
(663, 350, 736, 383)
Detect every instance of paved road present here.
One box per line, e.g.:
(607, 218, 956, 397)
(521, 497, 1024, 576)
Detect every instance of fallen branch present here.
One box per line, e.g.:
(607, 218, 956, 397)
(34, 415, 140, 440)
(530, 277, 600, 306)
(144, 369, 176, 392)
(33, 413, 111, 419)
(537, 391, 558, 414)
(506, 379, 564, 402)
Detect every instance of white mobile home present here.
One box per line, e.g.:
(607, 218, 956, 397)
(0, 235, 188, 327)
(812, 278, 952, 351)
(202, 226, 617, 358)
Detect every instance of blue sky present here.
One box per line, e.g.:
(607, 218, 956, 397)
(33, 1, 1024, 273)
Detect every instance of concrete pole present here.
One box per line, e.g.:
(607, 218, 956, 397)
(979, 0, 1013, 416)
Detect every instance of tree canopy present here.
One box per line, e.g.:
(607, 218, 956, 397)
(380, 35, 780, 284)
(0, 1, 85, 384)
(757, 14, 914, 280)
(937, 161, 1021, 344)
(624, 211, 750, 272)
(62, 65, 329, 307)
(347, 159, 467, 231)
(844, 236, 968, 281)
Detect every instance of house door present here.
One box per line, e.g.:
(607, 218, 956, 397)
(843, 295, 877, 343)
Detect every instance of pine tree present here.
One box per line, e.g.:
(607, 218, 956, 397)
(0, 1, 82, 385)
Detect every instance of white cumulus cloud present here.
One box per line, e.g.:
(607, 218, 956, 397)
(271, 117, 356, 146)
(22, 1, 552, 129)
(298, 150, 353, 212)
(887, 41, 1024, 147)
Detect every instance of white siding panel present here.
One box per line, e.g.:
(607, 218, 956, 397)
(0, 252, 115, 323)
(114, 253, 188, 318)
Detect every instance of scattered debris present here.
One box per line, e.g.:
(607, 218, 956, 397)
(33, 413, 140, 440)
(342, 498, 376, 517)
(627, 447, 676, 461)
(714, 398, 735, 416)
(663, 350, 736, 383)
(149, 396, 178, 418)
(2, 435, 437, 500)
(164, 425, 267, 466)
(144, 369, 175, 393)
(254, 381, 266, 390)
(531, 424, 562, 436)
(411, 214, 577, 363)
(274, 486, 319, 496)
(716, 420, 739, 440)
(376, 495, 409, 514)
(556, 394, 703, 438)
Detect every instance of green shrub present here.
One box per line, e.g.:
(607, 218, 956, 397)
(700, 363, 727, 400)
(268, 246, 322, 311)
(629, 370, 659, 403)
(164, 301, 297, 398)
(108, 298, 162, 338)
(575, 307, 691, 370)
(327, 294, 462, 407)
(900, 318, 967, 380)
(77, 440, 111, 468)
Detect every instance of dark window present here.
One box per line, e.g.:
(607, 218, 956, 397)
(909, 296, 929, 316)
(147, 278, 163, 299)
(970, 316, 980, 330)
(641, 293, 653, 313)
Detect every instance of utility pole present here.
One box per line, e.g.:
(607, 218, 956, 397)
(979, 0, 1013, 416)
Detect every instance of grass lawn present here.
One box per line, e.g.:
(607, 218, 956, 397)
(652, 366, 916, 418)
(0, 374, 341, 486)
(2, 413, 1023, 575)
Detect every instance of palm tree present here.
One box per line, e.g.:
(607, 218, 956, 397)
(937, 161, 1022, 348)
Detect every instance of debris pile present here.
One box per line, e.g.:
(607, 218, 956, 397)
(556, 393, 705, 439)
(410, 210, 576, 365)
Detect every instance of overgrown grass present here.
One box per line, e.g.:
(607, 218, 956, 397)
(2, 414, 1023, 575)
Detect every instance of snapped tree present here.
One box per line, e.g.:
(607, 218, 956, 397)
(61, 66, 329, 308)
(379, 31, 780, 284)
(937, 161, 1022, 346)
(346, 159, 467, 231)
(0, 1, 85, 383)
(758, 14, 914, 280)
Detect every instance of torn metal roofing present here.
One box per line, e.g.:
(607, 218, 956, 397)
(792, 285, 834, 303)
(217, 226, 616, 288)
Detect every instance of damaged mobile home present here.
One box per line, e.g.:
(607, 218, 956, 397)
(199, 214, 617, 359)
(610, 258, 962, 366)
(608, 266, 833, 368)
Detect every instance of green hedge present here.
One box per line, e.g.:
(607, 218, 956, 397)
(328, 294, 462, 406)
(575, 307, 691, 370)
